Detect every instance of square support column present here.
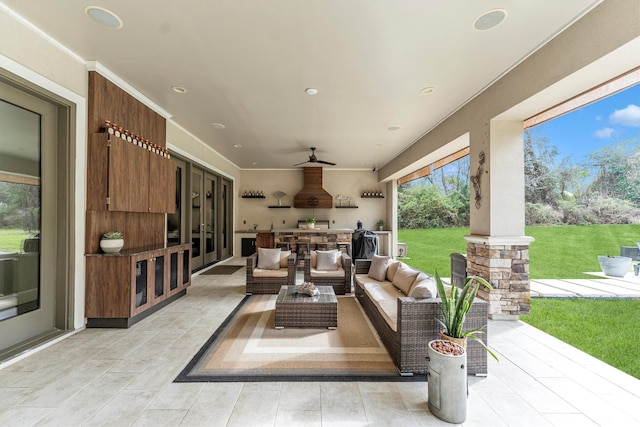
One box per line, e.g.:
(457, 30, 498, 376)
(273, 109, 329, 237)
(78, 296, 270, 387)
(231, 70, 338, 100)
(465, 235, 534, 320)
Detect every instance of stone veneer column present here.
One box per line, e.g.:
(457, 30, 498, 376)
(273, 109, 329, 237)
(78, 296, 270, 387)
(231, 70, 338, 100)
(465, 235, 534, 320)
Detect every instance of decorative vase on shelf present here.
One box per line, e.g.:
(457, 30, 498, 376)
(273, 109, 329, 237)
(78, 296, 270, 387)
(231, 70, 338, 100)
(598, 255, 632, 277)
(100, 231, 124, 254)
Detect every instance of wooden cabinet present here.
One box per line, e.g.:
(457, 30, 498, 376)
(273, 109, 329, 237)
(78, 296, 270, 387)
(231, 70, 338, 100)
(87, 133, 176, 214)
(256, 232, 274, 249)
(85, 243, 191, 327)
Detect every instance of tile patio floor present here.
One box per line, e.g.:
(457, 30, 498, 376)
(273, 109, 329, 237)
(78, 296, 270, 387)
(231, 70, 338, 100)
(0, 258, 639, 426)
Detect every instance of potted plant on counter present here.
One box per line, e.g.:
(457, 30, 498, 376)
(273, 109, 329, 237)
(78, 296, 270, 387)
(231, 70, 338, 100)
(100, 231, 124, 253)
(306, 217, 316, 229)
(376, 220, 384, 231)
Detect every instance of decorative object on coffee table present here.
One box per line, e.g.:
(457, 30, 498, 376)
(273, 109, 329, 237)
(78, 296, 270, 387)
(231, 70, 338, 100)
(295, 281, 319, 296)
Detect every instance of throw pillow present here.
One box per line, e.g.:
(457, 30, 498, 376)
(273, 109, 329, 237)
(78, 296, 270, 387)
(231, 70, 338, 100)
(368, 254, 390, 281)
(310, 250, 317, 268)
(386, 260, 400, 282)
(257, 248, 281, 270)
(316, 250, 339, 271)
(279, 250, 292, 268)
(392, 262, 419, 295)
(408, 272, 437, 298)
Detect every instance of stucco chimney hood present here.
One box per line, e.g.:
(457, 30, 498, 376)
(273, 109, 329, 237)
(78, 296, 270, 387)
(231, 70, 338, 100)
(294, 167, 333, 208)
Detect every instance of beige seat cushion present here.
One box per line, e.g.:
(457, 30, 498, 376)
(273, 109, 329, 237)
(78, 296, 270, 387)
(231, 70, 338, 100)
(310, 267, 345, 278)
(253, 268, 288, 278)
(362, 281, 402, 332)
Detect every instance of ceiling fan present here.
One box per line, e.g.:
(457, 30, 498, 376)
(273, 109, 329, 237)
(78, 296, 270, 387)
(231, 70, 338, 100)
(293, 147, 336, 166)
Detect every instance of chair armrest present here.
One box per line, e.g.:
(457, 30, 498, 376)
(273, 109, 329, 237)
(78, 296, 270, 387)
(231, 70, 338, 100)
(341, 254, 352, 277)
(246, 253, 258, 274)
(303, 254, 311, 281)
(287, 252, 297, 286)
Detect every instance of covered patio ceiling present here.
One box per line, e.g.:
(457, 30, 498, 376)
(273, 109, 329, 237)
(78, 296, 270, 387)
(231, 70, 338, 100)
(1, 0, 602, 170)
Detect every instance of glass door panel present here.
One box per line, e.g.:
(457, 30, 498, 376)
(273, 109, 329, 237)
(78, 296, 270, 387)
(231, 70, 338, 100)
(191, 168, 203, 269)
(204, 173, 217, 264)
(154, 255, 164, 298)
(169, 251, 178, 291)
(135, 259, 147, 307)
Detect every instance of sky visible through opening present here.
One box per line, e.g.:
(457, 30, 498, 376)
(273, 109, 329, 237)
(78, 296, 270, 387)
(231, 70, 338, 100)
(532, 84, 639, 164)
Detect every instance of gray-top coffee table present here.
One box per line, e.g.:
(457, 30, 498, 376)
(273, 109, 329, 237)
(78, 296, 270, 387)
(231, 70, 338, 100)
(274, 285, 337, 329)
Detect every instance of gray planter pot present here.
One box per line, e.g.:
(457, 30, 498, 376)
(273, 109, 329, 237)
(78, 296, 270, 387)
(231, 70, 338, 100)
(598, 255, 632, 277)
(427, 340, 467, 424)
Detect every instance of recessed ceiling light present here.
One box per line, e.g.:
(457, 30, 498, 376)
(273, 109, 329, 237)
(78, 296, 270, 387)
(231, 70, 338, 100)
(233, 144, 242, 148)
(211, 123, 226, 129)
(252, 162, 258, 165)
(84, 6, 123, 29)
(474, 9, 507, 31)
(387, 126, 401, 131)
(305, 88, 318, 95)
(375, 144, 383, 148)
(171, 86, 187, 93)
(420, 87, 435, 95)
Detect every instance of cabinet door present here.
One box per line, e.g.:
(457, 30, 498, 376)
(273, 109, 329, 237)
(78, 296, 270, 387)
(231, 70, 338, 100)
(149, 155, 176, 214)
(108, 137, 149, 212)
(132, 256, 151, 316)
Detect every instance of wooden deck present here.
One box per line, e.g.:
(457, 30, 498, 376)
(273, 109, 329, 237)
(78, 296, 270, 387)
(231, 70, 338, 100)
(530, 271, 640, 299)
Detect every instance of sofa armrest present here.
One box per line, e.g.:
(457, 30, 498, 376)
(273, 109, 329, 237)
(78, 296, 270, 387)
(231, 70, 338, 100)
(355, 259, 372, 275)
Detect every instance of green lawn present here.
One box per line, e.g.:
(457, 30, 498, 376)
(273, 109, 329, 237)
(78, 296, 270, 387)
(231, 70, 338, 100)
(398, 224, 640, 278)
(0, 228, 37, 252)
(397, 224, 640, 379)
(522, 299, 640, 379)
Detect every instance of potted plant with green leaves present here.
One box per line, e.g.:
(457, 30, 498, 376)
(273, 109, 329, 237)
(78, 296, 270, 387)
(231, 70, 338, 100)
(306, 217, 316, 229)
(376, 219, 384, 231)
(434, 272, 498, 360)
(100, 231, 124, 253)
(427, 272, 497, 424)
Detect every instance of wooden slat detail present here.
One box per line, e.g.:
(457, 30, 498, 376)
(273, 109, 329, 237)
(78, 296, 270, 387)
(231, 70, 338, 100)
(524, 67, 640, 129)
(398, 165, 431, 185)
(433, 147, 470, 170)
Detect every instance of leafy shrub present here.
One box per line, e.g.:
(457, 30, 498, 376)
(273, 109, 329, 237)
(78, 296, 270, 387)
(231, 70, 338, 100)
(525, 203, 563, 225)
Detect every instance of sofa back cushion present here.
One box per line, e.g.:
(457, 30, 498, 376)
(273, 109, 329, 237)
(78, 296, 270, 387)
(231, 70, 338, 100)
(368, 254, 390, 281)
(386, 260, 400, 282)
(316, 250, 340, 271)
(257, 248, 281, 270)
(279, 250, 292, 268)
(408, 272, 437, 298)
(392, 262, 420, 295)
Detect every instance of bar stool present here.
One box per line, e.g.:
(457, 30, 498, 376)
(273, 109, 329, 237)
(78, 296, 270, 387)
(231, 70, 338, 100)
(336, 242, 351, 257)
(275, 242, 290, 251)
(296, 241, 311, 269)
(314, 243, 332, 251)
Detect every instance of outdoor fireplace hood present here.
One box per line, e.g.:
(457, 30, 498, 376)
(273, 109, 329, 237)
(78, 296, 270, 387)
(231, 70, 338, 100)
(294, 167, 333, 208)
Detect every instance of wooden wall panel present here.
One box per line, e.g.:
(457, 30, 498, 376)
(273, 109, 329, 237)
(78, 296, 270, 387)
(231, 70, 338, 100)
(88, 72, 166, 146)
(85, 210, 165, 254)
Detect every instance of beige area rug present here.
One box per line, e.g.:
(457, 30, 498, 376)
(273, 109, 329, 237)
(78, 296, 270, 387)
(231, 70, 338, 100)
(176, 294, 420, 381)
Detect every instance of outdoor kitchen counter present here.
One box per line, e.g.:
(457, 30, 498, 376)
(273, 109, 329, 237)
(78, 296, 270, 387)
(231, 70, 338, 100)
(272, 228, 354, 233)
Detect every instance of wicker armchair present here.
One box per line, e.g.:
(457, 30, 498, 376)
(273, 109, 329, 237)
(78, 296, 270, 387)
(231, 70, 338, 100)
(246, 251, 297, 294)
(303, 252, 352, 295)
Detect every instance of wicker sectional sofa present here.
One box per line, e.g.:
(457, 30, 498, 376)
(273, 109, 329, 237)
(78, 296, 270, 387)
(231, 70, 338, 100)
(354, 257, 488, 375)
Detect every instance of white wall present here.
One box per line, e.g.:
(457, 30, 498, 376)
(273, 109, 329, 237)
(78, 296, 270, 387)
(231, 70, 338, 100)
(238, 168, 386, 231)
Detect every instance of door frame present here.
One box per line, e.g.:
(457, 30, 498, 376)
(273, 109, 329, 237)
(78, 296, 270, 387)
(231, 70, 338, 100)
(0, 68, 75, 358)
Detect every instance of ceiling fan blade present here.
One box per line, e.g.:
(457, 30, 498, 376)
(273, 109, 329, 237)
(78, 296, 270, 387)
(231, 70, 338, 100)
(293, 161, 310, 166)
(317, 160, 336, 166)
